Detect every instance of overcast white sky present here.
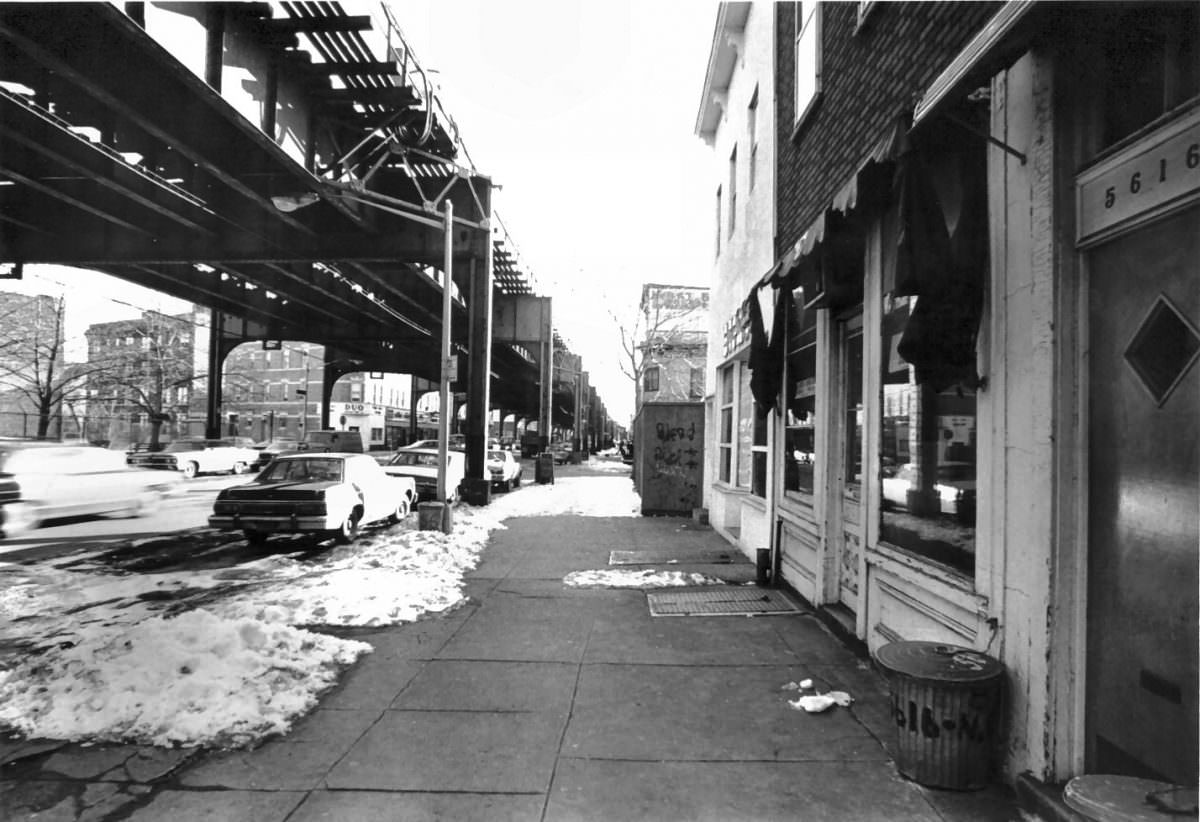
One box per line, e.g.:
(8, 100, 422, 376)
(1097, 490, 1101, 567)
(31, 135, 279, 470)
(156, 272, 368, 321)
(10, 1, 720, 425)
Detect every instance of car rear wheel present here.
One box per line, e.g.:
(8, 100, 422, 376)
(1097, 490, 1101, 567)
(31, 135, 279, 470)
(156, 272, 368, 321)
(390, 498, 410, 523)
(182, 461, 199, 479)
(332, 511, 360, 544)
(244, 529, 268, 545)
(3, 502, 41, 537)
(512, 473, 521, 488)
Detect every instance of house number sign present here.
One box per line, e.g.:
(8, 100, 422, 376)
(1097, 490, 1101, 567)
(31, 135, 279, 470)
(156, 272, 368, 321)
(1076, 108, 1200, 247)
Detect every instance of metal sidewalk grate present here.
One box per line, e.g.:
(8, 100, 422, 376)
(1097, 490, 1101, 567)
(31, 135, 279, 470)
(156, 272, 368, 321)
(609, 549, 736, 566)
(646, 588, 803, 617)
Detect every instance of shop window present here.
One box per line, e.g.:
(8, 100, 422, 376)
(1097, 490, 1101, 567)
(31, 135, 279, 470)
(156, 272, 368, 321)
(736, 363, 754, 487)
(751, 410, 768, 498)
(644, 366, 660, 393)
(842, 315, 864, 500)
(718, 363, 735, 482)
(878, 126, 985, 575)
(370, 427, 383, 442)
(784, 290, 817, 497)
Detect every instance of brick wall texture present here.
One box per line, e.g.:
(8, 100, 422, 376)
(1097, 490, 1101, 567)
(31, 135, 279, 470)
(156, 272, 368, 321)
(775, 1, 1001, 257)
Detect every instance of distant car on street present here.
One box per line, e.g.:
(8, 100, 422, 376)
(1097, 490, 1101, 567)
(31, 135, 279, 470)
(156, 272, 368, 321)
(549, 442, 572, 465)
(127, 437, 260, 478)
(383, 448, 466, 503)
(486, 449, 523, 491)
(1, 443, 181, 536)
(249, 438, 300, 472)
(209, 453, 414, 545)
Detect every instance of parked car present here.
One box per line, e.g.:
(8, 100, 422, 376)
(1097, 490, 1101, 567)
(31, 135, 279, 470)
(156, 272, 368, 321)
(880, 461, 976, 524)
(127, 437, 260, 478)
(209, 453, 415, 545)
(295, 429, 364, 454)
(486, 449, 523, 491)
(382, 448, 467, 503)
(249, 438, 300, 472)
(0, 443, 182, 536)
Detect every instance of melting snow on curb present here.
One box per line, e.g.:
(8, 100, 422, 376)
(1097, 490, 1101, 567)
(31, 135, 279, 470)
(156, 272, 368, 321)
(564, 569, 727, 588)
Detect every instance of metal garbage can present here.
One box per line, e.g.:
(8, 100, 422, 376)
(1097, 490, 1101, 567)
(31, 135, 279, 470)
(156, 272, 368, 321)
(875, 641, 1005, 791)
(535, 452, 555, 484)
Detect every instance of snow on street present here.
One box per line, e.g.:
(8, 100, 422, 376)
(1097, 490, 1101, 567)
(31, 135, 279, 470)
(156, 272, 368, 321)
(0, 467, 648, 748)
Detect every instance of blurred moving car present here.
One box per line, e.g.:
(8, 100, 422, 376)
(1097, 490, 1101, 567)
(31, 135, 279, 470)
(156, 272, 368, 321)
(549, 441, 572, 465)
(486, 449, 523, 491)
(398, 438, 440, 451)
(1, 443, 182, 536)
(128, 437, 260, 478)
(383, 448, 466, 503)
(880, 461, 976, 524)
(209, 453, 414, 545)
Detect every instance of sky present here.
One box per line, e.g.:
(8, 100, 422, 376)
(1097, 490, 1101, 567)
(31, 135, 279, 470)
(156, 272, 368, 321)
(0, 469, 728, 748)
(7, 1, 720, 425)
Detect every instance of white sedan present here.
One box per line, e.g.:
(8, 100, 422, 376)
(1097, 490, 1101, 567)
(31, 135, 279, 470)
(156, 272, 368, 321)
(486, 449, 523, 491)
(209, 453, 415, 544)
(128, 437, 260, 478)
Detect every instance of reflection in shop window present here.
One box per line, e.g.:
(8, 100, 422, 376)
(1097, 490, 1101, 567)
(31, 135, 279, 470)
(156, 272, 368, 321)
(879, 294, 976, 574)
(784, 289, 817, 497)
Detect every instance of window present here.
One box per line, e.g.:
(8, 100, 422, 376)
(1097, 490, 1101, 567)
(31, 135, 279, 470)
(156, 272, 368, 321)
(289, 349, 302, 368)
(715, 186, 723, 255)
(842, 315, 864, 500)
(794, 3, 822, 126)
(728, 146, 738, 236)
(370, 427, 383, 442)
(736, 363, 753, 487)
(689, 367, 704, 399)
(748, 87, 759, 190)
(643, 366, 660, 393)
(784, 290, 817, 497)
(718, 364, 735, 482)
(751, 410, 767, 498)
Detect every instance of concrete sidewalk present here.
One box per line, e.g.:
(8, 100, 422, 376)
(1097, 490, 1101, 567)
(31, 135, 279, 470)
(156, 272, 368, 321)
(1, 505, 1026, 821)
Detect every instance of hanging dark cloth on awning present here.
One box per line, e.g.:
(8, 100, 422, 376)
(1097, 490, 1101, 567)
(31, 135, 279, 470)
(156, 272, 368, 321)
(892, 127, 988, 391)
(748, 282, 794, 415)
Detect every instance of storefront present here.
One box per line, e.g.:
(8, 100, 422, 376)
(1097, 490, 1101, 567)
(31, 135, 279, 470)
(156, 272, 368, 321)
(753, 1, 1198, 787)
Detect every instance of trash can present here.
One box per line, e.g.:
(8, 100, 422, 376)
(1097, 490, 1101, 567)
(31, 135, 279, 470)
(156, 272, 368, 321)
(535, 452, 555, 484)
(874, 641, 1004, 791)
(417, 501, 452, 533)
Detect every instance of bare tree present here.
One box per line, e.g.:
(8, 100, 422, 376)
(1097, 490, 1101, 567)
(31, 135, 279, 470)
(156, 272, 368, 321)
(0, 295, 105, 439)
(612, 285, 709, 411)
(87, 311, 199, 448)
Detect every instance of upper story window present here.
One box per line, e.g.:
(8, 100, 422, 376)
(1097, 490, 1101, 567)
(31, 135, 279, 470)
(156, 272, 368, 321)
(643, 365, 660, 393)
(748, 87, 759, 190)
(728, 146, 738, 236)
(715, 185, 723, 256)
(794, 3, 822, 127)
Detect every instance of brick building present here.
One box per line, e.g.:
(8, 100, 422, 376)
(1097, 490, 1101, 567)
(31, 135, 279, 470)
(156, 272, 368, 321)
(699, 0, 1198, 801)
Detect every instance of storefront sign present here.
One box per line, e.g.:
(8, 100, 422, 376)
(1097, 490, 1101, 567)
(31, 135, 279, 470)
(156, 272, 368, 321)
(1076, 108, 1200, 247)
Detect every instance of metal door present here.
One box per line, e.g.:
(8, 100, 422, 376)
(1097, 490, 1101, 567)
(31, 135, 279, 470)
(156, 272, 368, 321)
(1086, 206, 1199, 784)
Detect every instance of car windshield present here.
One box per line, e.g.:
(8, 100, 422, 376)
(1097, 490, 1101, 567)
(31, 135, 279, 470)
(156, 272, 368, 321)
(488, 451, 505, 461)
(389, 452, 439, 467)
(259, 458, 343, 483)
(164, 440, 208, 453)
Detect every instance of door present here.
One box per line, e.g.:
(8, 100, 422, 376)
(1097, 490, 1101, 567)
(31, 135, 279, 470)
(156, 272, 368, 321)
(1086, 206, 1199, 784)
(834, 313, 865, 612)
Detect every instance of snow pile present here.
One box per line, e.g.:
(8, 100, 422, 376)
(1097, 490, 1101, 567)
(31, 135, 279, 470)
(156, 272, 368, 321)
(486, 476, 639, 517)
(0, 608, 370, 747)
(564, 568, 726, 588)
